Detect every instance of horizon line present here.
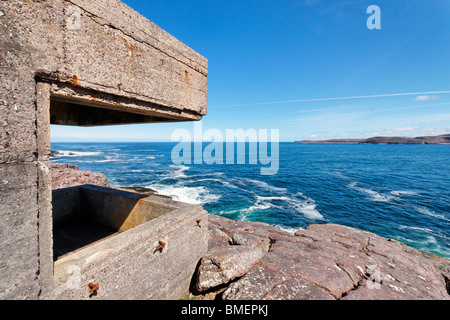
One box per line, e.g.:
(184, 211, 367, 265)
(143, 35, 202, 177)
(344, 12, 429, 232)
(51, 132, 450, 144)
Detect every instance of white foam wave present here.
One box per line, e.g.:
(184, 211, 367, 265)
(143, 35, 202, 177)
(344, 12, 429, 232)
(398, 225, 450, 241)
(146, 155, 164, 159)
(396, 235, 450, 258)
(211, 191, 323, 221)
(218, 199, 276, 221)
(348, 182, 396, 202)
(236, 178, 287, 192)
(51, 150, 101, 157)
(216, 208, 242, 216)
(396, 235, 439, 246)
(166, 165, 190, 178)
(240, 201, 273, 215)
(398, 225, 435, 233)
(251, 194, 324, 220)
(348, 182, 420, 203)
(88, 154, 122, 163)
(148, 184, 220, 205)
(390, 190, 419, 196)
(274, 225, 302, 235)
(291, 197, 323, 220)
(93, 159, 121, 163)
(414, 206, 450, 221)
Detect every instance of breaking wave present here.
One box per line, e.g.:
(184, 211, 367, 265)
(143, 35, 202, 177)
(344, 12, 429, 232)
(413, 206, 450, 222)
(348, 182, 396, 202)
(348, 182, 420, 203)
(147, 183, 221, 205)
(166, 165, 190, 179)
(239, 193, 323, 221)
(234, 177, 287, 192)
(390, 190, 419, 196)
(51, 150, 102, 157)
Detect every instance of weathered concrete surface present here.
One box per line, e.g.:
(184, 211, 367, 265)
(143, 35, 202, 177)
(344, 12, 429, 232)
(1, 0, 207, 163)
(0, 163, 40, 299)
(0, 0, 207, 299)
(194, 215, 450, 300)
(47, 186, 208, 300)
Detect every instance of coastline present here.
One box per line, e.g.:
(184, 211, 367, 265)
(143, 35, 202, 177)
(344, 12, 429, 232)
(50, 144, 450, 259)
(51, 164, 450, 300)
(295, 133, 450, 145)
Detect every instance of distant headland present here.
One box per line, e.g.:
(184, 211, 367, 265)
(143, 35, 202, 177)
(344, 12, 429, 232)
(295, 134, 450, 145)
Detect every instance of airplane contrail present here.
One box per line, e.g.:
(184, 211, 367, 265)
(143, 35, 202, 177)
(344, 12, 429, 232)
(212, 91, 450, 108)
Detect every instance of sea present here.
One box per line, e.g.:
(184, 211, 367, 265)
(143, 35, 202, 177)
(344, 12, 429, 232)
(50, 142, 450, 259)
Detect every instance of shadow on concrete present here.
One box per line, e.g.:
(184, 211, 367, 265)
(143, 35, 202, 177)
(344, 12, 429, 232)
(52, 185, 174, 261)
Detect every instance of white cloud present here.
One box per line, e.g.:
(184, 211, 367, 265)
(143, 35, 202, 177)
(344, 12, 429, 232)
(413, 95, 439, 101)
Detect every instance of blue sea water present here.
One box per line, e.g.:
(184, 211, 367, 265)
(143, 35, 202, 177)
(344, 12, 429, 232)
(51, 142, 450, 258)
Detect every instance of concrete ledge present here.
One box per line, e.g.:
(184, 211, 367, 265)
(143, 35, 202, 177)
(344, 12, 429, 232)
(1, 0, 208, 162)
(48, 185, 208, 300)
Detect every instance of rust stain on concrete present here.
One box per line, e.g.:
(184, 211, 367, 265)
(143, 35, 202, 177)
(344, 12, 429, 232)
(184, 70, 189, 85)
(70, 75, 79, 86)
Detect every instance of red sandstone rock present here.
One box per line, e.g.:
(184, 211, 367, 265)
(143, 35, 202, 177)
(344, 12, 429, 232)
(51, 163, 110, 189)
(195, 246, 266, 292)
(199, 215, 450, 300)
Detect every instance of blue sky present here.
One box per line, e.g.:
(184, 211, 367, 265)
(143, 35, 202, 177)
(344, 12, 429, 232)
(51, 0, 450, 142)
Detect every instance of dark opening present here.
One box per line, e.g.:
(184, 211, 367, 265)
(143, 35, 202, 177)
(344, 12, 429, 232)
(50, 99, 171, 127)
(51, 185, 174, 261)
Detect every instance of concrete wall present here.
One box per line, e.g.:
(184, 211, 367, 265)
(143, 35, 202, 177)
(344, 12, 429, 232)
(53, 185, 177, 232)
(49, 187, 208, 300)
(52, 186, 82, 226)
(0, 0, 208, 299)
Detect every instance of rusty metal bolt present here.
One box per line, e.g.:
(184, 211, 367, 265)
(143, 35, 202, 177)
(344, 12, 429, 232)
(70, 75, 79, 86)
(88, 282, 99, 294)
(155, 240, 166, 252)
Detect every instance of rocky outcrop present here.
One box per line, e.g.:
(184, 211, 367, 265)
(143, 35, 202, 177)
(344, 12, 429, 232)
(196, 246, 266, 292)
(193, 214, 450, 300)
(295, 133, 450, 144)
(51, 163, 110, 189)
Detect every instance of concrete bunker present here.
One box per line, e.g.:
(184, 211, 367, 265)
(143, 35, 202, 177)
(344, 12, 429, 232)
(37, 82, 209, 300)
(52, 185, 176, 261)
(50, 184, 207, 300)
(0, 0, 208, 300)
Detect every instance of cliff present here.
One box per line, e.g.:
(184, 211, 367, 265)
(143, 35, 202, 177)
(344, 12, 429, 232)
(295, 134, 450, 145)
